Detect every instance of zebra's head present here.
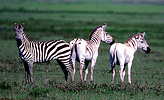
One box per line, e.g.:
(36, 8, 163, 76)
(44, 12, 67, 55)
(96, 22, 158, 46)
(100, 23, 114, 45)
(14, 23, 26, 40)
(89, 23, 114, 45)
(136, 32, 151, 53)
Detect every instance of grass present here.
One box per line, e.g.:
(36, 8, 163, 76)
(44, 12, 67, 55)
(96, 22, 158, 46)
(0, 0, 164, 99)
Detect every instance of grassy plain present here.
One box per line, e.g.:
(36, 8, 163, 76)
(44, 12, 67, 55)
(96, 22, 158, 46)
(0, 0, 164, 99)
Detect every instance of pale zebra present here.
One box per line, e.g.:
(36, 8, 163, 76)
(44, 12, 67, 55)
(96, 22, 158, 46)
(14, 23, 73, 84)
(70, 23, 114, 84)
(110, 32, 151, 84)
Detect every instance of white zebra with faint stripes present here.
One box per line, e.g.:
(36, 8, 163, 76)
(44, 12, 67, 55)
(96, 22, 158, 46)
(14, 23, 73, 84)
(70, 23, 114, 84)
(110, 32, 151, 84)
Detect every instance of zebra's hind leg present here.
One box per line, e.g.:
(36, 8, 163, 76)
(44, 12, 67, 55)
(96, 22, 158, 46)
(83, 61, 89, 82)
(119, 64, 124, 83)
(70, 56, 76, 83)
(57, 60, 68, 84)
(111, 68, 115, 84)
(79, 57, 85, 82)
(122, 66, 126, 82)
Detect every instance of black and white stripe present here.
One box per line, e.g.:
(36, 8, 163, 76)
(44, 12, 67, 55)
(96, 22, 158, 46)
(70, 23, 114, 83)
(14, 23, 73, 84)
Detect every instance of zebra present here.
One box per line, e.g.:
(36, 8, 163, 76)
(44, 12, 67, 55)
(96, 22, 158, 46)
(70, 23, 115, 84)
(110, 32, 151, 84)
(14, 23, 73, 84)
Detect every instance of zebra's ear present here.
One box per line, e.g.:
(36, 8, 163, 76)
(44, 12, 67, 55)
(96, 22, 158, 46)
(142, 32, 145, 37)
(136, 32, 140, 39)
(21, 23, 25, 30)
(14, 23, 18, 29)
(102, 23, 107, 29)
(104, 23, 107, 26)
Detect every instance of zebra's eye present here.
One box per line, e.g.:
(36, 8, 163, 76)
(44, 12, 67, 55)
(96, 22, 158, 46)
(141, 40, 143, 43)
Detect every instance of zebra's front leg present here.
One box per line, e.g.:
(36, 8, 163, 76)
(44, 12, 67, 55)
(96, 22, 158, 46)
(127, 62, 132, 84)
(25, 72, 29, 84)
(28, 62, 34, 84)
(90, 59, 96, 84)
(23, 61, 29, 84)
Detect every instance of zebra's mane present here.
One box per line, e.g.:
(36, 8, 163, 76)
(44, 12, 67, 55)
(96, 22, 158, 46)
(125, 35, 136, 43)
(124, 34, 137, 48)
(22, 32, 30, 40)
(89, 25, 102, 40)
(125, 33, 144, 48)
(125, 33, 143, 44)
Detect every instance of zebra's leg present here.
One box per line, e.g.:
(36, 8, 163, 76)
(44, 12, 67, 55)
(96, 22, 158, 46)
(90, 59, 96, 84)
(83, 62, 89, 82)
(79, 56, 85, 82)
(71, 57, 76, 83)
(122, 70, 125, 82)
(70, 47, 76, 83)
(28, 62, 34, 84)
(23, 61, 29, 84)
(71, 61, 75, 83)
(111, 68, 115, 84)
(122, 66, 126, 82)
(119, 64, 124, 82)
(57, 60, 68, 84)
(110, 54, 116, 84)
(127, 62, 132, 84)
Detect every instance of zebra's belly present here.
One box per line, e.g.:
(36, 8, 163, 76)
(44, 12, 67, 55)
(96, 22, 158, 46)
(125, 58, 130, 64)
(34, 58, 50, 63)
(85, 55, 92, 61)
(85, 50, 93, 60)
(124, 51, 134, 64)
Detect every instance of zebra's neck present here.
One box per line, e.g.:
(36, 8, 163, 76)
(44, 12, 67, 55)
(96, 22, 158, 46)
(89, 30, 101, 48)
(16, 33, 30, 48)
(124, 36, 138, 52)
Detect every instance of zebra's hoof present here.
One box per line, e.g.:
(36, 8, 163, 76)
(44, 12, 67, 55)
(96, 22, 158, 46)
(71, 81, 75, 85)
(90, 81, 94, 85)
(83, 80, 86, 83)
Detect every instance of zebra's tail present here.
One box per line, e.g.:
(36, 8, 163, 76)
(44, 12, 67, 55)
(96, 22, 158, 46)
(109, 44, 117, 73)
(69, 38, 78, 54)
(69, 38, 79, 71)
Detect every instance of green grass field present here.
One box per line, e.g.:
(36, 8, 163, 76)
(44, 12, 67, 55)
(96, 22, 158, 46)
(0, 0, 164, 99)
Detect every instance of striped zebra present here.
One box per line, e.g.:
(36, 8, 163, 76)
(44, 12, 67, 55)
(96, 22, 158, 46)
(70, 23, 114, 84)
(14, 23, 73, 84)
(110, 32, 151, 84)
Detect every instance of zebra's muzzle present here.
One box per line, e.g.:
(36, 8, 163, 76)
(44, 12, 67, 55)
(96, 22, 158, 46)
(143, 47, 151, 54)
(110, 39, 115, 45)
